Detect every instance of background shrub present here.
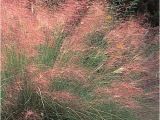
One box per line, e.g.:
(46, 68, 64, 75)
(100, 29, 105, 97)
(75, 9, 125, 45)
(108, 0, 159, 26)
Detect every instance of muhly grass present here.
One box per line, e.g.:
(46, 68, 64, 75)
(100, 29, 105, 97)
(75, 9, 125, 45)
(85, 103, 137, 120)
(135, 96, 159, 120)
(1, 27, 138, 120)
(1, 47, 28, 86)
(1, 47, 28, 119)
(144, 43, 159, 57)
(1, 44, 138, 120)
(1, 48, 27, 102)
(78, 31, 107, 70)
(47, 77, 137, 120)
(2, 76, 138, 120)
(1, 87, 70, 120)
(86, 31, 107, 48)
(36, 32, 66, 68)
(1, 48, 27, 81)
(80, 50, 106, 69)
(1, 48, 138, 120)
(2, 94, 137, 120)
(57, 51, 78, 67)
(128, 72, 146, 80)
(0, 88, 5, 103)
(50, 78, 94, 101)
(91, 73, 122, 87)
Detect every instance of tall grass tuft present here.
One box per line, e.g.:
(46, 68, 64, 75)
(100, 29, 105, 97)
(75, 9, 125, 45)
(1, 46, 27, 85)
(86, 103, 137, 120)
(2, 77, 137, 120)
(37, 32, 66, 67)
(1, 65, 137, 120)
(1, 87, 69, 120)
(50, 77, 94, 101)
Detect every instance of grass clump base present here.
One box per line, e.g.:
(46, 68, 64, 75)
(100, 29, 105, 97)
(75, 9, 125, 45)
(1, 46, 28, 89)
(2, 85, 137, 120)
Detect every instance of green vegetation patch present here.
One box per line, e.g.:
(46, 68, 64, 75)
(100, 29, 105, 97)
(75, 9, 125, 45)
(144, 43, 159, 57)
(86, 103, 137, 120)
(58, 51, 78, 67)
(50, 78, 94, 101)
(1, 86, 137, 120)
(37, 32, 66, 67)
(1, 88, 75, 120)
(0, 89, 5, 103)
(93, 73, 122, 87)
(80, 50, 106, 69)
(135, 96, 159, 120)
(2, 47, 28, 85)
(86, 31, 106, 48)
